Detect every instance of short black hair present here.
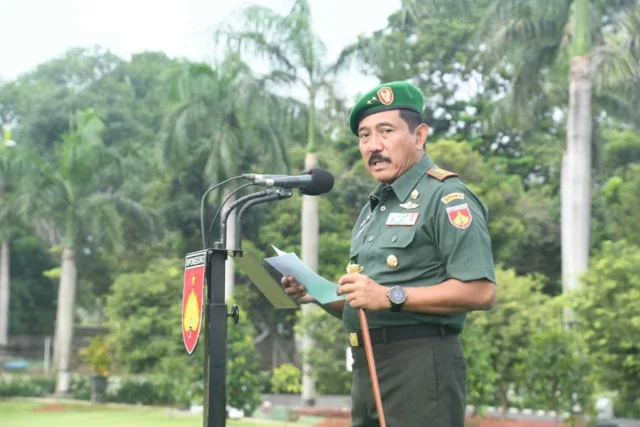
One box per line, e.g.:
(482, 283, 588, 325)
(399, 109, 423, 133)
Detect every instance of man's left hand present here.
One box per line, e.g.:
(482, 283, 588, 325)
(337, 274, 391, 310)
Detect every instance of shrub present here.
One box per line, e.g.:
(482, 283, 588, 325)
(106, 376, 173, 406)
(0, 374, 55, 397)
(79, 334, 114, 377)
(107, 258, 264, 413)
(70, 374, 91, 400)
(574, 240, 640, 418)
(270, 363, 302, 394)
(295, 309, 351, 395)
(226, 302, 263, 415)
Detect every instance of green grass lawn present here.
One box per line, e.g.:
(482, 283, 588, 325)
(0, 399, 307, 427)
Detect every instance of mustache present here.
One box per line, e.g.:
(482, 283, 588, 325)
(368, 153, 392, 166)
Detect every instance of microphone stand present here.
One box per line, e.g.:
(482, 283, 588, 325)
(234, 190, 293, 250)
(202, 188, 292, 427)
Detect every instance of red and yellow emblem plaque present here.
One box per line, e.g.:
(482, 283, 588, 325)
(446, 203, 473, 230)
(182, 250, 207, 354)
(377, 87, 394, 105)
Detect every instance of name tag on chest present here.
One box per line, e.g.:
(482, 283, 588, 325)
(386, 212, 419, 226)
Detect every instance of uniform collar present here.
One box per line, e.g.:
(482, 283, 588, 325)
(369, 153, 434, 208)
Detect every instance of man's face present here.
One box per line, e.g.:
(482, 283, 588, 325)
(357, 110, 428, 184)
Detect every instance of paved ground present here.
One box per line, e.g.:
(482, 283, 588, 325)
(262, 394, 640, 427)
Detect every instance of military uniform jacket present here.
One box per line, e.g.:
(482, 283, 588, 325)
(342, 154, 496, 332)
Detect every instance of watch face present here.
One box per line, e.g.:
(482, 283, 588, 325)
(389, 287, 406, 304)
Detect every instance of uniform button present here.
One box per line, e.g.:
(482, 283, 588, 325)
(391, 236, 397, 242)
(387, 254, 399, 269)
(380, 206, 386, 212)
(367, 236, 374, 242)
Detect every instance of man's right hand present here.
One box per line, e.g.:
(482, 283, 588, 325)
(281, 275, 317, 305)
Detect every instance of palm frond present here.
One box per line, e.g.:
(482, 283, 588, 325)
(478, 1, 571, 68)
(161, 56, 297, 185)
(593, 2, 640, 92)
(329, 37, 370, 76)
(397, 0, 474, 30)
(219, 29, 297, 73)
(77, 194, 123, 252)
(109, 193, 156, 236)
(257, 70, 300, 88)
(594, 83, 640, 128)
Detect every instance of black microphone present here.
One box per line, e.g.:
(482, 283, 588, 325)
(241, 168, 334, 196)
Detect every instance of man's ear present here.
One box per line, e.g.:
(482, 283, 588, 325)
(415, 123, 429, 150)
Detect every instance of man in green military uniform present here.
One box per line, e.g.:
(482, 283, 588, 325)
(282, 81, 496, 427)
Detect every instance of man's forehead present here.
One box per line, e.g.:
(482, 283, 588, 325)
(358, 110, 403, 131)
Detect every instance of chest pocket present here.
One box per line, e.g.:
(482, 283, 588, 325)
(374, 226, 420, 277)
(377, 226, 417, 249)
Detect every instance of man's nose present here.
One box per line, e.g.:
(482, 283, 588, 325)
(367, 133, 384, 152)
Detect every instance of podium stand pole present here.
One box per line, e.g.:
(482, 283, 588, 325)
(198, 188, 290, 427)
(203, 247, 229, 427)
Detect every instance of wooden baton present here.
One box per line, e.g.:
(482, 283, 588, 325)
(357, 308, 387, 427)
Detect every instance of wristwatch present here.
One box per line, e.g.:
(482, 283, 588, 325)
(387, 286, 407, 312)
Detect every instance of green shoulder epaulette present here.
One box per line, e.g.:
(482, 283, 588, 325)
(426, 167, 459, 181)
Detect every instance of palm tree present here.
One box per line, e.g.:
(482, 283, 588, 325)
(0, 129, 24, 347)
(160, 55, 292, 297)
(477, 0, 640, 324)
(215, 0, 354, 404)
(404, 0, 640, 324)
(32, 109, 153, 395)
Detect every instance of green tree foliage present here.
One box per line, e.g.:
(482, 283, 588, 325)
(0, 138, 42, 341)
(160, 55, 290, 186)
(427, 140, 562, 286)
(516, 294, 594, 415)
(226, 302, 264, 415)
(4, 48, 125, 155)
(2, 0, 640, 408)
(8, 231, 57, 334)
(428, 140, 526, 261)
(351, 0, 497, 139)
(602, 127, 640, 172)
(296, 309, 351, 395)
(35, 109, 153, 254)
(106, 258, 184, 372)
(467, 268, 550, 410)
(600, 164, 640, 245)
(2, 48, 178, 158)
(1, 49, 178, 308)
(106, 258, 263, 413)
(460, 327, 499, 407)
(574, 240, 640, 417)
(353, 0, 568, 185)
(516, 326, 593, 416)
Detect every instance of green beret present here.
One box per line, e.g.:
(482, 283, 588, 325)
(348, 81, 424, 135)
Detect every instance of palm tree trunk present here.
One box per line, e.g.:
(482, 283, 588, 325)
(301, 151, 319, 406)
(0, 240, 10, 346)
(300, 94, 319, 406)
(55, 248, 78, 396)
(562, 54, 592, 327)
(562, 0, 592, 327)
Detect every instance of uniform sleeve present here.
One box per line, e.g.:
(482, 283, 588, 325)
(432, 182, 496, 284)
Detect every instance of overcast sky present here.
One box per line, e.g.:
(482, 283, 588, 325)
(0, 0, 400, 98)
